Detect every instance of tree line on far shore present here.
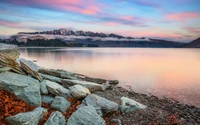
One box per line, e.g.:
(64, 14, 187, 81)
(0, 38, 99, 47)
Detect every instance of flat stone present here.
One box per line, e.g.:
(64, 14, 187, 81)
(50, 96, 71, 113)
(39, 68, 77, 80)
(44, 111, 66, 125)
(5, 107, 47, 125)
(80, 94, 119, 116)
(40, 80, 49, 95)
(61, 79, 104, 92)
(78, 75, 118, 85)
(67, 106, 106, 125)
(42, 95, 54, 104)
(0, 72, 41, 106)
(0, 43, 20, 60)
(0, 67, 11, 72)
(45, 80, 71, 98)
(40, 73, 62, 84)
(69, 85, 91, 99)
(77, 75, 107, 84)
(120, 97, 147, 114)
(41, 73, 108, 92)
(39, 68, 118, 85)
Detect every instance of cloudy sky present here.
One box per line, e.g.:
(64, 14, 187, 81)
(0, 0, 200, 42)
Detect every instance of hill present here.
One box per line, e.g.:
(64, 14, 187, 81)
(184, 37, 200, 48)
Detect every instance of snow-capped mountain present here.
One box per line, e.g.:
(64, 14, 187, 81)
(8, 28, 185, 47)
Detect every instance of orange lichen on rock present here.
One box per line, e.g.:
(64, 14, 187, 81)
(167, 115, 180, 124)
(40, 102, 56, 125)
(64, 97, 81, 121)
(40, 97, 81, 125)
(0, 90, 36, 125)
(103, 112, 119, 125)
(0, 91, 120, 125)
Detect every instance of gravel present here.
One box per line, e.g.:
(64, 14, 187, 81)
(94, 86, 200, 125)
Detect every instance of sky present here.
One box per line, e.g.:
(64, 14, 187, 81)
(0, 0, 200, 42)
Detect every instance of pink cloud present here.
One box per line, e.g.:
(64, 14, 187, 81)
(0, 19, 20, 28)
(120, 16, 133, 21)
(116, 30, 184, 40)
(183, 27, 200, 33)
(40, 0, 101, 15)
(79, 6, 100, 15)
(174, 0, 196, 3)
(165, 12, 200, 22)
(102, 22, 118, 26)
(97, 14, 150, 27)
(2, 0, 102, 15)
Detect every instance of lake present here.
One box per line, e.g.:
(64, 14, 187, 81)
(19, 48, 200, 108)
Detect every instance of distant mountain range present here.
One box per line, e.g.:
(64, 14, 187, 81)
(18, 28, 128, 39)
(184, 37, 200, 48)
(1, 28, 199, 48)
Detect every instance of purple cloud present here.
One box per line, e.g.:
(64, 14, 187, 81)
(0, 0, 103, 15)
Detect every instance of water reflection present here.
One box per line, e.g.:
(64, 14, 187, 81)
(19, 47, 200, 107)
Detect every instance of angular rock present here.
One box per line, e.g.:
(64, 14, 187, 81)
(101, 82, 111, 90)
(17, 58, 42, 81)
(39, 68, 77, 80)
(44, 111, 66, 125)
(0, 53, 25, 75)
(67, 106, 106, 125)
(5, 107, 47, 125)
(17, 58, 38, 71)
(40, 73, 62, 84)
(80, 94, 119, 116)
(61, 79, 104, 92)
(20, 61, 43, 81)
(40, 80, 49, 94)
(0, 43, 20, 60)
(69, 85, 91, 99)
(50, 96, 71, 113)
(0, 72, 41, 106)
(45, 80, 71, 98)
(120, 97, 147, 113)
(42, 95, 54, 104)
(108, 80, 119, 85)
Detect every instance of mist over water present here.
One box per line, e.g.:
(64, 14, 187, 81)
(20, 48, 200, 108)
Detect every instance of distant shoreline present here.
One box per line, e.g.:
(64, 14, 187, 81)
(18, 46, 199, 48)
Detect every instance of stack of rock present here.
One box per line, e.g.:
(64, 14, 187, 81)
(0, 43, 147, 125)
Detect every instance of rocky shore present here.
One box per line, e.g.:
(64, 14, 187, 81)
(0, 43, 200, 125)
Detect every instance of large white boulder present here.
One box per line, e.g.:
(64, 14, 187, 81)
(69, 85, 91, 99)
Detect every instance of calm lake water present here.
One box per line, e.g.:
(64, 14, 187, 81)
(19, 48, 200, 107)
